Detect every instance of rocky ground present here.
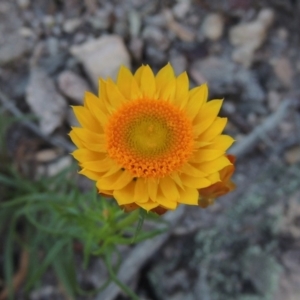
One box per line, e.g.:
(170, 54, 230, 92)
(1, 0, 300, 299)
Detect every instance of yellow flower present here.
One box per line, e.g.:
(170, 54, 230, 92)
(70, 64, 235, 214)
(198, 154, 236, 208)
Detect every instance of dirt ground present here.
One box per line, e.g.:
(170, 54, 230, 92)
(1, 0, 300, 299)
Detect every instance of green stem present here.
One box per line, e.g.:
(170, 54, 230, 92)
(131, 209, 146, 243)
(114, 209, 139, 230)
(104, 252, 139, 300)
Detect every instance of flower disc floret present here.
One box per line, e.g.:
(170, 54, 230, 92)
(106, 99, 194, 178)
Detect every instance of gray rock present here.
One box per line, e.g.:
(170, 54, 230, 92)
(229, 8, 275, 67)
(190, 57, 265, 102)
(201, 13, 224, 41)
(18, 27, 35, 38)
(42, 15, 56, 28)
(172, 0, 191, 20)
(58, 70, 89, 104)
(145, 45, 167, 66)
(62, 18, 82, 33)
(169, 52, 188, 75)
(47, 155, 72, 177)
(142, 25, 170, 51)
(70, 35, 131, 88)
(87, 5, 113, 30)
(26, 68, 67, 135)
(0, 34, 30, 66)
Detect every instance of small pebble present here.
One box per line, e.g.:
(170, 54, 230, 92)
(172, 0, 191, 20)
(272, 57, 294, 88)
(284, 147, 300, 165)
(58, 70, 89, 104)
(17, 0, 30, 9)
(70, 35, 131, 88)
(42, 15, 55, 28)
(202, 13, 224, 41)
(47, 156, 72, 177)
(35, 149, 60, 163)
(63, 18, 82, 33)
(18, 27, 35, 38)
(142, 26, 170, 51)
(229, 8, 275, 67)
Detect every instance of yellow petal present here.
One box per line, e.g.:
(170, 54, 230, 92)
(155, 188, 178, 209)
(99, 79, 114, 114)
(180, 163, 207, 177)
(196, 156, 231, 174)
(81, 157, 118, 173)
(173, 71, 189, 109)
(177, 188, 199, 205)
(193, 99, 223, 136)
(160, 177, 180, 200)
(134, 65, 144, 85)
(202, 135, 235, 151)
(117, 66, 141, 100)
(96, 170, 133, 190)
(116, 66, 131, 97)
(185, 84, 208, 121)
(140, 65, 156, 99)
(194, 141, 212, 149)
(71, 128, 106, 152)
(134, 178, 149, 203)
(148, 178, 158, 200)
(136, 201, 158, 211)
(206, 172, 221, 185)
(197, 117, 227, 142)
(72, 149, 104, 163)
(79, 168, 104, 181)
(84, 92, 108, 128)
(102, 165, 125, 178)
(190, 149, 225, 163)
(69, 130, 85, 148)
(72, 106, 102, 132)
(159, 77, 176, 101)
(98, 77, 107, 99)
(155, 63, 175, 94)
(113, 180, 136, 205)
(181, 174, 211, 189)
(105, 79, 127, 109)
(170, 172, 184, 189)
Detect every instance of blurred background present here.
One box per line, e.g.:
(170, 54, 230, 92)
(1, 0, 300, 299)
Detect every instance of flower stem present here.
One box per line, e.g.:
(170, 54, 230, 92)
(114, 209, 139, 230)
(104, 252, 139, 300)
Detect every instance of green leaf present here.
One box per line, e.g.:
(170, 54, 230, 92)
(25, 239, 68, 291)
(52, 243, 77, 299)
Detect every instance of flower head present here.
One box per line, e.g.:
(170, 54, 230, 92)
(70, 64, 235, 214)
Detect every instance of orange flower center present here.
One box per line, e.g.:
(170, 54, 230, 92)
(105, 99, 194, 178)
